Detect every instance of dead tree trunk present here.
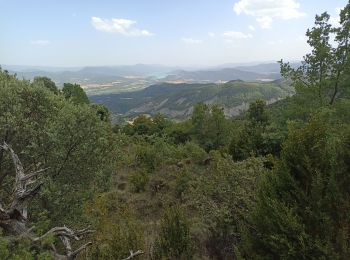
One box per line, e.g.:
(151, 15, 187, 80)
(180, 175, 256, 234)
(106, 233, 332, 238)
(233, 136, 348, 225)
(0, 142, 94, 259)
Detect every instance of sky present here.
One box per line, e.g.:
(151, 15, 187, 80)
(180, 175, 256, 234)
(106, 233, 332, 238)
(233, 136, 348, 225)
(0, 0, 348, 67)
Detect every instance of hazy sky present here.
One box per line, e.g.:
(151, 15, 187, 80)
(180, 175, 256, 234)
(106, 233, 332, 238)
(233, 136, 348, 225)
(0, 0, 348, 67)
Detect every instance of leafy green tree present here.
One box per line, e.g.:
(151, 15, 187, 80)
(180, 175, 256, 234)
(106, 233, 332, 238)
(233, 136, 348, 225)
(0, 70, 116, 227)
(166, 120, 192, 144)
(62, 83, 89, 104)
(154, 206, 194, 259)
(330, 3, 350, 104)
(152, 113, 170, 135)
(248, 99, 268, 126)
(132, 114, 154, 135)
(33, 76, 58, 94)
(87, 192, 145, 260)
(245, 113, 350, 259)
(191, 103, 229, 151)
(280, 2, 350, 105)
(91, 103, 111, 122)
(229, 100, 282, 160)
(193, 152, 266, 259)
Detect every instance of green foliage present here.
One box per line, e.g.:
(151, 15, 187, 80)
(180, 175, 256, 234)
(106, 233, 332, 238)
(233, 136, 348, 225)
(2, 3, 350, 258)
(87, 192, 145, 259)
(92, 103, 111, 122)
(280, 2, 350, 105)
(166, 120, 192, 144)
(129, 170, 150, 193)
(154, 206, 194, 259)
(32, 76, 58, 94)
(123, 114, 172, 137)
(245, 113, 350, 259)
(191, 103, 230, 151)
(229, 100, 284, 161)
(0, 230, 52, 260)
(248, 99, 268, 126)
(193, 153, 266, 259)
(0, 69, 116, 228)
(132, 114, 154, 135)
(62, 83, 89, 104)
(91, 80, 293, 120)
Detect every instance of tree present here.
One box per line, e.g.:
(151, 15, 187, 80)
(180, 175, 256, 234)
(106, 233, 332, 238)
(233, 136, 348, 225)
(229, 100, 281, 161)
(191, 103, 229, 151)
(62, 83, 89, 104)
(193, 152, 266, 259)
(330, 3, 350, 104)
(247, 100, 268, 126)
(33, 76, 58, 94)
(152, 113, 170, 135)
(154, 206, 194, 259)
(0, 69, 116, 227)
(132, 114, 154, 135)
(86, 192, 145, 260)
(91, 103, 111, 122)
(245, 113, 350, 259)
(280, 2, 350, 105)
(0, 143, 94, 259)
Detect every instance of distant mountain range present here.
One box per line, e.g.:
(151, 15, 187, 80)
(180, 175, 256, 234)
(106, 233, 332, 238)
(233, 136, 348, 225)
(2, 64, 177, 85)
(3, 63, 297, 113)
(1, 62, 300, 88)
(163, 67, 280, 82)
(90, 79, 294, 120)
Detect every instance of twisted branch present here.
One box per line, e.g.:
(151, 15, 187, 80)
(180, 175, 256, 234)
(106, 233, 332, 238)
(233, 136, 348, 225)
(122, 250, 145, 260)
(0, 142, 94, 259)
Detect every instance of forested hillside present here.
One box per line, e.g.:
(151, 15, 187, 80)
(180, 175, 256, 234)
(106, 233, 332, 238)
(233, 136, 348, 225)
(91, 79, 293, 120)
(1, 2, 350, 260)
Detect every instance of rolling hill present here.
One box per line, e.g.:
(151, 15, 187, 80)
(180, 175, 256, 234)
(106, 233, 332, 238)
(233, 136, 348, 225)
(163, 67, 280, 82)
(90, 79, 294, 120)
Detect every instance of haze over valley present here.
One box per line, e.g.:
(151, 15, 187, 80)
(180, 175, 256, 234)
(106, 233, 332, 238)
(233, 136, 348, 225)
(3, 62, 297, 121)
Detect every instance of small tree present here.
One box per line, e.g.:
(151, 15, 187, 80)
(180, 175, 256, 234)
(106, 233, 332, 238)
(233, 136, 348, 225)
(33, 76, 58, 94)
(245, 113, 350, 259)
(191, 103, 229, 151)
(154, 206, 194, 259)
(62, 83, 89, 104)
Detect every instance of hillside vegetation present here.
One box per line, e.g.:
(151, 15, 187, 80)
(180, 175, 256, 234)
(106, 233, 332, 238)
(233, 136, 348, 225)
(91, 79, 293, 120)
(1, 2, 350, 260)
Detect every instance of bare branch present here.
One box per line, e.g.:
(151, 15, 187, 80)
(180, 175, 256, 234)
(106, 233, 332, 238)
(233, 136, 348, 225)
(33, 226, 79, 242)
(61, 236, 72, 256)
(70, 242, 92, 258)
(20, 168, 49, 182)
(0, 142, 47, 219)
(0, 142, 25, 181)
(122, 250, 145, 260)
(0, 206, 10, 221)
(0, 142, 94, 259)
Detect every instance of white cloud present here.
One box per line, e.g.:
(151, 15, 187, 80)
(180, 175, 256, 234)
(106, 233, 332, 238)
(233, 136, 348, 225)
(222, 31, 252, 39)
(91, 16, 154, 37)
(234, 0, 306, 29)
(182, 38, 203, 44)
(30, 40, 51, 46)
(208, 32, 215, 37)
(267, 39, 283, 45)
(330, 7, 342, 27)
(248, 25, 255, 31)
(256, 16, 273, 29)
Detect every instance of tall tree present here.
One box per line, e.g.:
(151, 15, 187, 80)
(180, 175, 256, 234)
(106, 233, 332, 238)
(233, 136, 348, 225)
(280, 2, 350, 105)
